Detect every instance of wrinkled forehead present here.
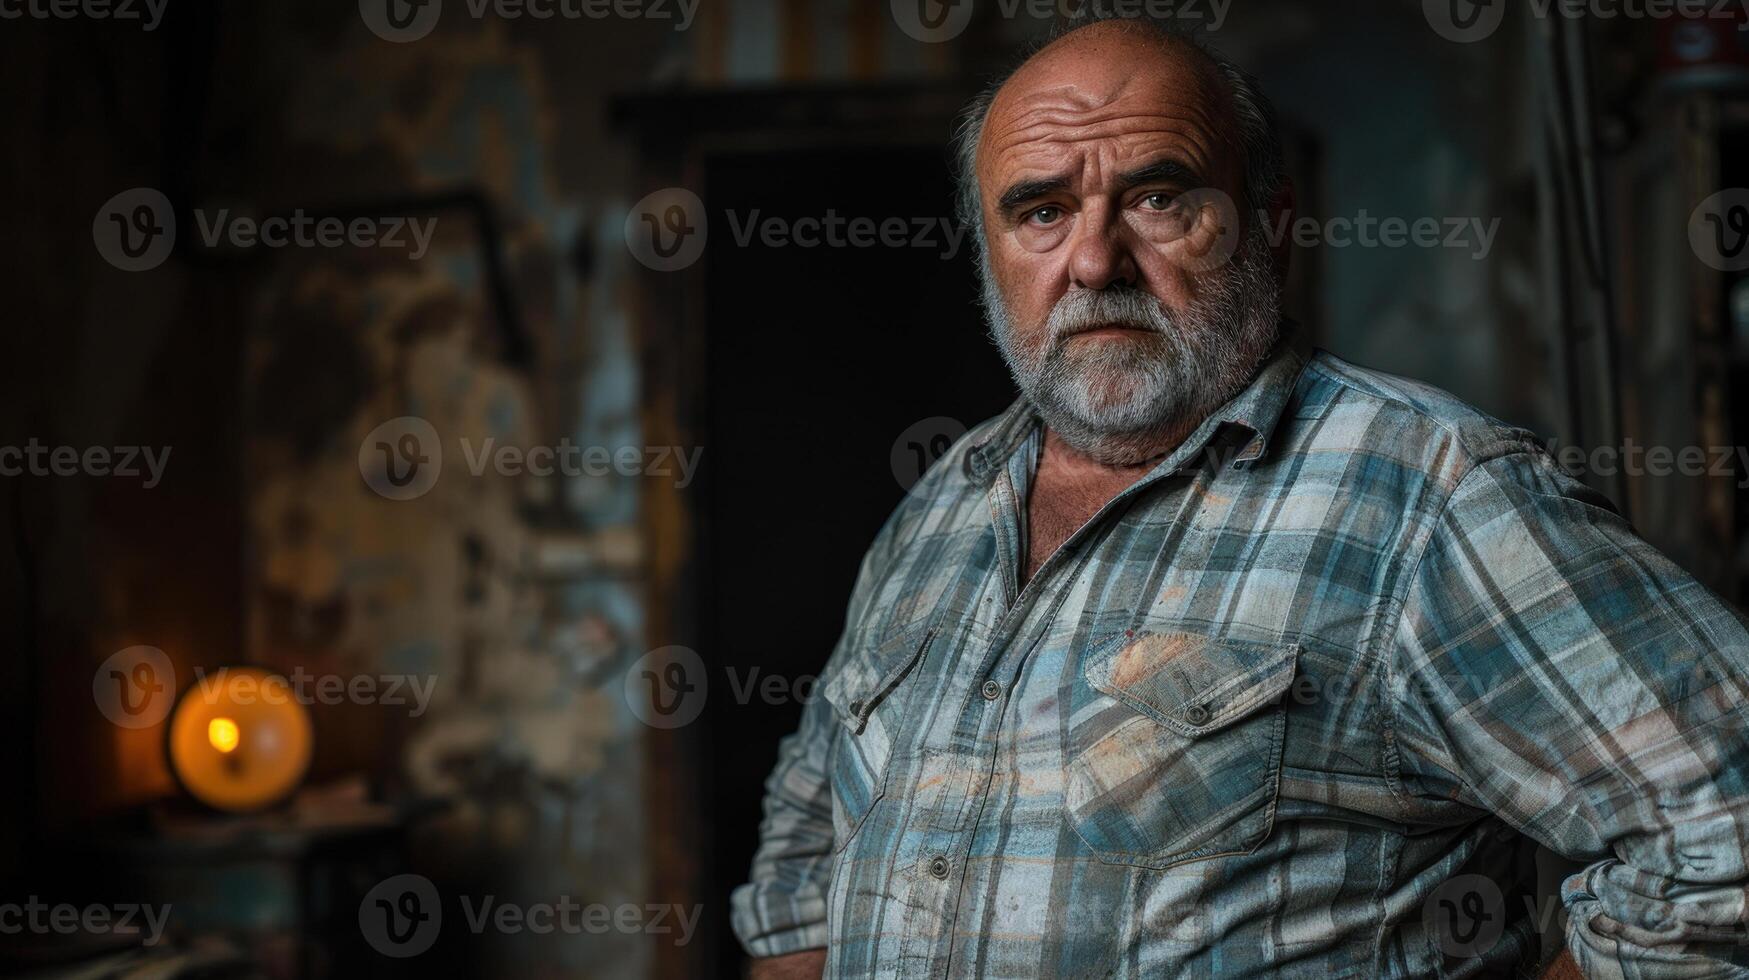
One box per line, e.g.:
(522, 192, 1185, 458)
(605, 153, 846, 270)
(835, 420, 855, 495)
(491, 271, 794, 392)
(977, 31, 1234, 187)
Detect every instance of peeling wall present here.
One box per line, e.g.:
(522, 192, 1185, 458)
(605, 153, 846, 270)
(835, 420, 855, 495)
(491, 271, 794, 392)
(239, 13, 666, 977)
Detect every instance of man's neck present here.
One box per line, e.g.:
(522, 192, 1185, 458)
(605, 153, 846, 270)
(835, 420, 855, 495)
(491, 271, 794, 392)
(1021, 426, 1182, 586)
(1039, 426, 1173, 480)
(1039, 410, 1200, 472)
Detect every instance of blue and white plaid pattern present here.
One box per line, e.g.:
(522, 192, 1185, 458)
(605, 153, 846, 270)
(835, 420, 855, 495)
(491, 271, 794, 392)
(731, 344, 1749, 978)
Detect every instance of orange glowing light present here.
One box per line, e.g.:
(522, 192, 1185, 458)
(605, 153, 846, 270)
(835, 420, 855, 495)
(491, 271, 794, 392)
(168, 667, 312, 812)
(207, 716, 240, 753)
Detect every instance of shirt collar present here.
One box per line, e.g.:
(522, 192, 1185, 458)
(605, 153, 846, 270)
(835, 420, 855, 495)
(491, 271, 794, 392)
(964, 329, 1305, 484)
(1210, 333, 1305, 466)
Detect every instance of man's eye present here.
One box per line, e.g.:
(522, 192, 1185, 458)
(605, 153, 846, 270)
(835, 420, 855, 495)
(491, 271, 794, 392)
(1027, 206, 1063, 226)
(1139, 192, 1174, 211)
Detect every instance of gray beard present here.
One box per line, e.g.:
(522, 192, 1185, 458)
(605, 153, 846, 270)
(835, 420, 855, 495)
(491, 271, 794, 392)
(983, 222, 1283, 466)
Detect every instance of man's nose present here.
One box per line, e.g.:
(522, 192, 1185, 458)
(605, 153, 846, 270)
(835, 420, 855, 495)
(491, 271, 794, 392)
(1066, 202, 1139, 290)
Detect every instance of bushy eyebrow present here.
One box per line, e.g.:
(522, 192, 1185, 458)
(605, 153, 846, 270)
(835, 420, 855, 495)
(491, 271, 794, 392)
(993, 156, 1208, 220)
(1114, 158, 1205, 191)
(996, 177, 1070, 215)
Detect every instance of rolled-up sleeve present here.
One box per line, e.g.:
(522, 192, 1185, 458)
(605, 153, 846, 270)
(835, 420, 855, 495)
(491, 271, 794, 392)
(730, 507, 907, 959)
(729, 683, 839, 957)
(1391, 450, 1749, 977)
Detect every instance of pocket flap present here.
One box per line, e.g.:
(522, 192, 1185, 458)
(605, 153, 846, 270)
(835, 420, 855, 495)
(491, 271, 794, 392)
(821, 626, 934, 734)
(1084, 631, 1298, 737)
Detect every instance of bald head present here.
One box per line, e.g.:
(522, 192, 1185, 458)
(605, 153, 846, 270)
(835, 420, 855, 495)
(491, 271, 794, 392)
(981, 23, 1239, 202)
(953, 20, 1283, 249)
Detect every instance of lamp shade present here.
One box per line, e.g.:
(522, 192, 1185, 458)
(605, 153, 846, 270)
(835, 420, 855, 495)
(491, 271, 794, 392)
(168, 667, 313, 812)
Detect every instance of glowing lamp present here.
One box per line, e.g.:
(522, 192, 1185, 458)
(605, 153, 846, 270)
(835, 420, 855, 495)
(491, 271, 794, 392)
(168, 667, 313, 812)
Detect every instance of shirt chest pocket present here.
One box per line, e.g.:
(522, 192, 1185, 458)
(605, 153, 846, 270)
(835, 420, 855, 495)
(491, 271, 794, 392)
(1064, 631, 1299, 870)
(820, 626, 934, 852)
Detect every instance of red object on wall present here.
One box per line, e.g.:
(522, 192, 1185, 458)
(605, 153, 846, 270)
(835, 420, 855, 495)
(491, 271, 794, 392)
(1657, 9, 1749, 89)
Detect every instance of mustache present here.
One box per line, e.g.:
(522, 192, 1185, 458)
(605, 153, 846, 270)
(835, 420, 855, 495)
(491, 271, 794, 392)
(1047, 287, 1173, 340)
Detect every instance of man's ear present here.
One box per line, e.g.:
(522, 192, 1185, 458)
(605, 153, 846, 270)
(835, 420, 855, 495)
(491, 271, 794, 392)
(1266, 178, 1295, 282)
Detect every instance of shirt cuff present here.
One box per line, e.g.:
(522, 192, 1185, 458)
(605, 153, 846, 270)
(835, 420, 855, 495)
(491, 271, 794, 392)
(730, 880, 830, 958)
(1562, 860, 1749, 980)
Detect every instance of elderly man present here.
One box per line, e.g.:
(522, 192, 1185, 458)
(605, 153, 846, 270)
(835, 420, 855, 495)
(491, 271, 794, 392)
(731, 17, 1749, 979)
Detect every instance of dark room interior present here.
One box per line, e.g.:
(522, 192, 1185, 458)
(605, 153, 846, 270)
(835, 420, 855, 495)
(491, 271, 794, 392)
(4, 1, 1749, 977)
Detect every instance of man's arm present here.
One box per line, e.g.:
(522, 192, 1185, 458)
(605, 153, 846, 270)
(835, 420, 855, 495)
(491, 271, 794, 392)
(731, 497, 916, 970)
(1392, 451, 1749, 978)
(729, 682, 838, 961)
(748, 949, 827, 980)
(1540, 951, 1584, 980)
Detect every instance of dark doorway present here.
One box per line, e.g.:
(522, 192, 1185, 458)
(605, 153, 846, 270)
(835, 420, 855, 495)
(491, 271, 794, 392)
(692, 143, 1014, 977)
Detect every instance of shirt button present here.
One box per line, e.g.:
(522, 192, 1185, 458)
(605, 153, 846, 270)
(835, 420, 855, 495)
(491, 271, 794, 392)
(981, 679, 1002, 701)
(848, 699, 864, 716)
(928, 855, 950, 879)
(1185, 703, 1210, 725)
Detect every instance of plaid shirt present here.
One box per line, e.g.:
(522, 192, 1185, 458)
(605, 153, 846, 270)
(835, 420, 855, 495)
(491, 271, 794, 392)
(730, 343, 1749, 978)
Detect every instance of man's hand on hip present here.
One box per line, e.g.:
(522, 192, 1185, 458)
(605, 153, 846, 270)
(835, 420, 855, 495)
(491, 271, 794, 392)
(748, 948, 826, 980)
